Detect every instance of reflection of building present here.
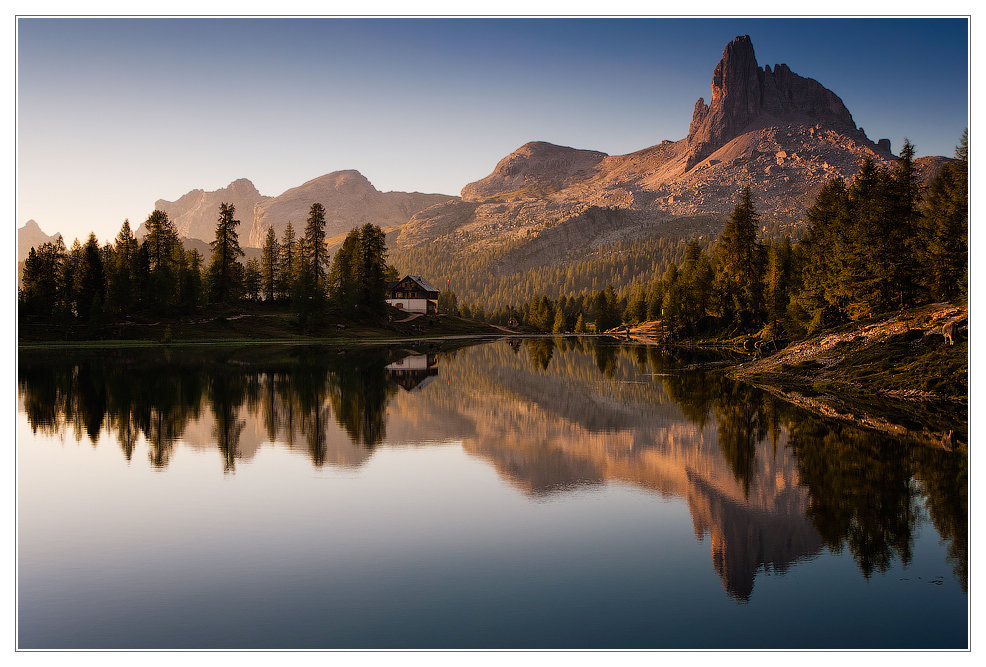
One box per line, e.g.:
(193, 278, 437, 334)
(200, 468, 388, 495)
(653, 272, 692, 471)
(386, 275, 440, 314)
(386, 354, 439, 391)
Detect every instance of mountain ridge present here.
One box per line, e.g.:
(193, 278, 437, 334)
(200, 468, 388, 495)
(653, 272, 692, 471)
(152, 170, 457, 247)
(388, 35, 951, 291)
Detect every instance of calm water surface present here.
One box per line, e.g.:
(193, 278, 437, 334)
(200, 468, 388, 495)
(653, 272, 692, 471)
(17, 338, 968, 649)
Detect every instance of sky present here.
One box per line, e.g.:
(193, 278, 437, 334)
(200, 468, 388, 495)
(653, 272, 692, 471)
(15, 15, 970, 246)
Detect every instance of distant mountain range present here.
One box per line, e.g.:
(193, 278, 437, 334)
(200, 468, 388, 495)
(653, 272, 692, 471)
(142, 171, 454, 248)
(20, 35, 952, 284)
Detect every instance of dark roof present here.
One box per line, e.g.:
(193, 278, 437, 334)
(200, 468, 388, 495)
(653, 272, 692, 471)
(397, 275, 440, 293)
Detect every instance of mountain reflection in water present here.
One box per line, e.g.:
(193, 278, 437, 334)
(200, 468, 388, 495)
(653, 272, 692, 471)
(17, 338, 967, 601)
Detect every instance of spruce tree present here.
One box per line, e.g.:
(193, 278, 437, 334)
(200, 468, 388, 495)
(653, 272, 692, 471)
(327, 231, 359, 311)
(19, 238, 66, 318)
(278, 221, 297, 301)
(108, 219, 139, 314)
(243, 258, 261, 301)
(207, 202, 245, 304)
(716, 185, 764, 327)
(355, 223, 388, 314)
(764, 238, 792, 338)
(74, 232, 106, 322)
(302, 203, 329, 290)
(261, 225, 280, 302)
(797, 177, 848, 330)
(920, 130, 968, 302)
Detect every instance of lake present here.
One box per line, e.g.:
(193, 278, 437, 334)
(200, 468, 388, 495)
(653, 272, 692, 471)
(16, 338, 968, 649)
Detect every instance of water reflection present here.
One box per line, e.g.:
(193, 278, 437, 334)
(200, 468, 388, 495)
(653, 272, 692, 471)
(18, 338, 967, 598)
(386, 353, 439, 391)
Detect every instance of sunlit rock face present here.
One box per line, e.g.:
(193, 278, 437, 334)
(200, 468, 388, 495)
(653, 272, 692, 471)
(686, 35, 862, 169)
(392, 35, 948, 270)
(153, 178, 271, 245)
(153, 170, 456, 248)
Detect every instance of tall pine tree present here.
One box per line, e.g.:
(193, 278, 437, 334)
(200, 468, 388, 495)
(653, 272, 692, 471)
(207, 202, 245, 304)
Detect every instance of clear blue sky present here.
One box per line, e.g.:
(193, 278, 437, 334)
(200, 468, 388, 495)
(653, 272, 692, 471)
(16, 16, 970, 245)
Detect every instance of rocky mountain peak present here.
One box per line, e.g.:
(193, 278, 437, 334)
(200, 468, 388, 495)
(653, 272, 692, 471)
(17, 219, 61, 263)
(686, 35, 863, 169)
(461, 141, 608, 201)
(300, 169, 376, 193)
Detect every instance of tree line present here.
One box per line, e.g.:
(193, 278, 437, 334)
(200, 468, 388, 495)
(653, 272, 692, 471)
(19, 202, 396, 326)
(449, 133, 967, 338)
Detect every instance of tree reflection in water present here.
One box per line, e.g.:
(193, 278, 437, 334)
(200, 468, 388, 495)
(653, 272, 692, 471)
(18, 341, 967, 590)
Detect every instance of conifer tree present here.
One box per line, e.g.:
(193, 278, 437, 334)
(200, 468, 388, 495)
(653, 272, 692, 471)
(141, 209, 182, 311)
(301, 203, 329, 290)
(764, 238, 792, 338)
(327, 231, 359, 311)
(181, 249, 204, 308)
(796, 177, 848, 331)
(552, 304, 567, 333)
(74, 232, 106, 322)
(61, 238, 83, 317)
(661, 263, 684, 331)
(716, 185, 764, 326)
(19, 238, 66, 318)
(261, 225, 280, 302)
(207, 202, 245, 304)
(354, 223, 388, 314)
(920, 130, 968, 302)
(243, 258, 261, 301)
(107, 219, 139, 314)
(882, 140, 923, 309)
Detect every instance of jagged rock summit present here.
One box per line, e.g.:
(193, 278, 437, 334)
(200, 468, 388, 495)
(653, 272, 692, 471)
(394, 35, 943, 268)
(152, 178, 271, 244)
(686, 35, 864, 169)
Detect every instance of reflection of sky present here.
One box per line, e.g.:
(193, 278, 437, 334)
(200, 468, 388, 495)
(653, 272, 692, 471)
(16, 17, 969, 244)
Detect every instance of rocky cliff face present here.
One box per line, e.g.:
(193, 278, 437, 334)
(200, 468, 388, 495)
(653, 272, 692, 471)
(154, 171, 456, 247)
(686, 35, 863, 169)
(392, 35, 942, 269)
(154, 178, 271, 244)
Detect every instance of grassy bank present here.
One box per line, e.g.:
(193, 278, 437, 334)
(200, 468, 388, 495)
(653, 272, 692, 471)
(17, 302, 504, 348)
